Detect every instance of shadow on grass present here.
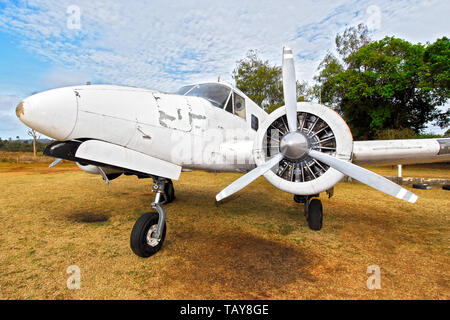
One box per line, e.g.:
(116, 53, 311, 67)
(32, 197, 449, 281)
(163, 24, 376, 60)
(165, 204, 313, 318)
(164, 229, 318, 298)
(66, 212, 110, 223)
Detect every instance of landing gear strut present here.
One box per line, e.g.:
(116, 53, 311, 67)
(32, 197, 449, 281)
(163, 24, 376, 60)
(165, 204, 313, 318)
(295, 195, 323, 231)
(130, 177, 172, 258)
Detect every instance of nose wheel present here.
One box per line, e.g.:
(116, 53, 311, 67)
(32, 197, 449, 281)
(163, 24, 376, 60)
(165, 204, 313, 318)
(130, 211, 166, 257)
(130, 178, 170, 258)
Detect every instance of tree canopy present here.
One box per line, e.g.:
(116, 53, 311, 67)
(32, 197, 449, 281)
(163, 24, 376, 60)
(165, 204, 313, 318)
(315, 25, 449, 139)
(0, 137, 49, 152)
(233, 25, 448, 140)
(232, 50, 310, 113)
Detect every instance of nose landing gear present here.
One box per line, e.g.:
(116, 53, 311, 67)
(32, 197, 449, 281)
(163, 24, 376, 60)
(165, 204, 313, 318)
(130, 178, 172, 258)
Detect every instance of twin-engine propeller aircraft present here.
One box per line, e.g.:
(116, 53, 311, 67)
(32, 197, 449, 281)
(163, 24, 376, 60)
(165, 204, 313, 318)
(16, 47, 450, 257)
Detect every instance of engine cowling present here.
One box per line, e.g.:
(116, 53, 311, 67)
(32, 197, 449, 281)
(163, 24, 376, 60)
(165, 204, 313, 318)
(253, 102, 353, 195)
(76, 162, 122, 177)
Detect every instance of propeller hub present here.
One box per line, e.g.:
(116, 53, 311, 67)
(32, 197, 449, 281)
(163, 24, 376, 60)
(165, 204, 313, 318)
(279, 131, 310, 160)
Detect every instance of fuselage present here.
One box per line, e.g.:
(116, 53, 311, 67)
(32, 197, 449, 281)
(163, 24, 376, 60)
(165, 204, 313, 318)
(16, 83, 267, 173)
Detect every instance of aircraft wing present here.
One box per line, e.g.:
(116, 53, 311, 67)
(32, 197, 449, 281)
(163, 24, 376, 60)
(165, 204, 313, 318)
(75, 140, 181, 180)
(352, 138, 450, 165)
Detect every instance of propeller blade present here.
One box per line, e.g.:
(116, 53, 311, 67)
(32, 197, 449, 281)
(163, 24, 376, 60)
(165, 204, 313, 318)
(282, 46, 298, 132)
(49, 158, 62, 168)
(308, 150, 418, 203)
(216, 153, 283, 201)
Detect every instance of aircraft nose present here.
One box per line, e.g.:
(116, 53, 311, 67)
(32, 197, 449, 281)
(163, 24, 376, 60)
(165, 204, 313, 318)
(16, 87, 78, 140)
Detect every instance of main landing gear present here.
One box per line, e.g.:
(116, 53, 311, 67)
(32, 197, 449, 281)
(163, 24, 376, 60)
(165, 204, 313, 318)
(130, 178, 175, 258)
(293, 194, 323, 231)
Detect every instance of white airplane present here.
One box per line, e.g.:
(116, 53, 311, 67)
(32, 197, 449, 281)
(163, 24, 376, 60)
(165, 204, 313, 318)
(16, 47, 450, 258)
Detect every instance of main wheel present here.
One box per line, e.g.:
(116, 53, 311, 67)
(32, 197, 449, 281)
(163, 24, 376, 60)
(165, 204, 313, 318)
(307, 199, 323, 231)
(412, 183, 431, 190)
(130, 212, 166, 258)
(164, 180, 175, 203)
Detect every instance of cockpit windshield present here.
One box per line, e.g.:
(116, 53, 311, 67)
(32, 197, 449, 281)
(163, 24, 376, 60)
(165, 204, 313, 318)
(175, 85, 195, 96)
(176, 83, 231, 108)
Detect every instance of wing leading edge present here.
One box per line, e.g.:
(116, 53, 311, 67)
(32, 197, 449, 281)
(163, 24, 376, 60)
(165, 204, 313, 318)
(352, 138, 450, 165)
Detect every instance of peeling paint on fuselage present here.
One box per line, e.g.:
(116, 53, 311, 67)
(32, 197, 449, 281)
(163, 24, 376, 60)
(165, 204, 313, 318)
(188, 112, 206, 125)
(152, 93, 196, 132)
(158, 110, 177, 128)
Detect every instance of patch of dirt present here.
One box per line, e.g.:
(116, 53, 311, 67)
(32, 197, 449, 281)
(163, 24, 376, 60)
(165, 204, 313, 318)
(66, 212, 110, 223)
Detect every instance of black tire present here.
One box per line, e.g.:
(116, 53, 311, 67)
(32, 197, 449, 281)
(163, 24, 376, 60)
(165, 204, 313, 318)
(106, 173, 122, 181)
(293, 195, 306, 203)
(412, 183, 432, 190)
(443, 185, 450, 191)
(164, 180, 175, 203)
(130, 212, 166, 258)
(307, 199, 323, 231)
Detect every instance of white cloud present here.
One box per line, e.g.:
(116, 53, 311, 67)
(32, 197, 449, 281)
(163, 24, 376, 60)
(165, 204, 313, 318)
(0, 0, 448, 135)
(1, 0, 449, 92)
(41, 68, 92, 89)
(1, 0, 449, 91)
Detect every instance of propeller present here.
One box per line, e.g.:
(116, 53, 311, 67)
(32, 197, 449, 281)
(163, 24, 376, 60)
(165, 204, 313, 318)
(308, 150, 417, 203)
(216, 153, 283, 201)
(215, 46, 418, 204)
(49, 158, 63, 168)
(282, 47, 298, 132)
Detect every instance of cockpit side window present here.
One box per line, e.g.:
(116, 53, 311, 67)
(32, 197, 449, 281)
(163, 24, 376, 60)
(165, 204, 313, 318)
(184, 84, 231, 109)
(233, 93, 246, 120)
(224, 93, 233, 113)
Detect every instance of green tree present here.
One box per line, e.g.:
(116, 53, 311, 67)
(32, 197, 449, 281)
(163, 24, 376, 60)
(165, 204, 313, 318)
(233, 50, 310, 113)
(316, 25, 449, 139)
(335, 23, 371, 61)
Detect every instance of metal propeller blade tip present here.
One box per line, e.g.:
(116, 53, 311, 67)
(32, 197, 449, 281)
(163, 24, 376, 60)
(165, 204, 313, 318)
(308, 150, 418, 203)
(282, 46, 298, 133)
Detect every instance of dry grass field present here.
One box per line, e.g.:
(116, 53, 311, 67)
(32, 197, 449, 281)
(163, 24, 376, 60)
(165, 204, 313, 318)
(0, 153, 448, 300)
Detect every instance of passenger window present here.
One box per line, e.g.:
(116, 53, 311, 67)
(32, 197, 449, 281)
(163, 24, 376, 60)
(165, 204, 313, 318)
(225, 94, 233, 113)
(251, 114, 259, 131)
(234, 93, 246, 120)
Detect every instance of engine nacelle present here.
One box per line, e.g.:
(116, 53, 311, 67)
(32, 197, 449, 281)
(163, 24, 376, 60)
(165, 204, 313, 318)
(254, 102, 353, 195)
(76, 162, 122, 176)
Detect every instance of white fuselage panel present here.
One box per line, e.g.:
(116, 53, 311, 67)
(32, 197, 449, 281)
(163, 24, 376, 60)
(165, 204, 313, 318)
(66, 85, 259, 173)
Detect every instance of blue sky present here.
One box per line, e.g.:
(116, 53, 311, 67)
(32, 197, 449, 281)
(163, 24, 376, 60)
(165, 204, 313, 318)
(0, 0, 448, 139)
